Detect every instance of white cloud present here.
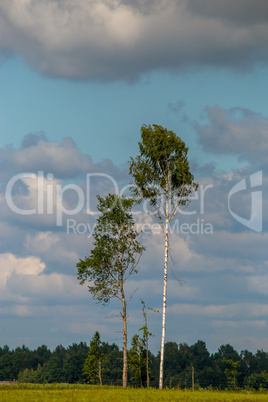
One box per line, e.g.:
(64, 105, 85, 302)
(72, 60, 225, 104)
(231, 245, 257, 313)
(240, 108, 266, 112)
(0, 302, 117, 349)
(0, 134, 128, 230)
(189, 231, 268, 262)
(169, 302, 268, 320)
(187, 0, 268, 25)
(0, 134, 126, 178)
(195, 105, 268, 164)
(1, 0, 268, 80)
(13, 305, 32, 317)
(0, 252, 88, 308)
(25, 232, 79, 263)
(125, 278, 199, 301)
(212, 320, 266, 329)
(7, 272, 88, 302)
(0, 252, 45, 287)
(247, 275, 268, 295)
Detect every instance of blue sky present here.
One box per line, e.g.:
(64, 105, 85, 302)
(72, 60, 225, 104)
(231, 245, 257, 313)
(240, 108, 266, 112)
(0, 0, 268, 355)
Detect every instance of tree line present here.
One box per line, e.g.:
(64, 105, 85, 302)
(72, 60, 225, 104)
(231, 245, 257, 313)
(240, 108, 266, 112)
(1, 338, 268, 390)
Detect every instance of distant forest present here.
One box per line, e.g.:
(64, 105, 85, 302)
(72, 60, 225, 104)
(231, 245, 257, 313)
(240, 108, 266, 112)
(1, 338, 268, 390)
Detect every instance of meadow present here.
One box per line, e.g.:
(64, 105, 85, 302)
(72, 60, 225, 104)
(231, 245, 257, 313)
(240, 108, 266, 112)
(0, 384, 268, 402)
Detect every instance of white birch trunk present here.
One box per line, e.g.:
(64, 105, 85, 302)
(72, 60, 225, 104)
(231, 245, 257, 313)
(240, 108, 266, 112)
(159, 195, 169, 390)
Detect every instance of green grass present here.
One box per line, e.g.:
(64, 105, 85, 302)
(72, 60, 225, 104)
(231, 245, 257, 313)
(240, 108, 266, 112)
(0, 384, 267, 401)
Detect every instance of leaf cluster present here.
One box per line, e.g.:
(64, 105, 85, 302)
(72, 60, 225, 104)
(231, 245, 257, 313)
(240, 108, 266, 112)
(129, 124, 198, 224)
(128, 334, 147, 386)
(83, 331, 107, 385)
(76, 194, 145, 305)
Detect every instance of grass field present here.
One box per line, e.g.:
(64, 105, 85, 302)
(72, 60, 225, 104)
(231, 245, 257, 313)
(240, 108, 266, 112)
(0, 384, 268, 401)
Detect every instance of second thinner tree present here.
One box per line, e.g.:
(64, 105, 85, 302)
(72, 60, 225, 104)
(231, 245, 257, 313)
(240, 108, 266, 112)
(139, 300, 158, 388)
(83, 331, 105, 385)
(129, 124, 198, 390)
(77, 194, 145, 388)
(128, 333, 146, 387)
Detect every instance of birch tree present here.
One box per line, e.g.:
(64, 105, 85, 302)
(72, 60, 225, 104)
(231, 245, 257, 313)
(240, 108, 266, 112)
(77, 194, 145, 388)
(129, 124, 198, 390)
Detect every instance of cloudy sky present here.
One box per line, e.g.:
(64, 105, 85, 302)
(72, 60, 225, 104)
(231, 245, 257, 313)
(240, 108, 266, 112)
(0, 0, 268, 355)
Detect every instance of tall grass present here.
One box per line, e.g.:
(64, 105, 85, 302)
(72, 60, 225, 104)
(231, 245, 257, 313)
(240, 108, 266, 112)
(0, 384, 268, 401)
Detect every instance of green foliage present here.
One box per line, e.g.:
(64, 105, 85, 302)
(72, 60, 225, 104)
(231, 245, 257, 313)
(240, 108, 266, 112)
(129, 124, 198, 389)
(18, 364, 43, 383)
(128, 334, 146, 387)
(0, 353, 16, 380)
(101, 343, 123, 385)
(2, 339, 268, 389)
(255, 350, 268, 373)
(139, 300, 153, 340)
(240, 349, 258, 380)
(215, 344, 240, 362)
(77, 193, 145, 388)
(63, 342, 88, 383)
(248, 371, 268, 390)
(83, 332, 107, 385)
(138, 300, 158, 387)
(77, 194, 145, 305)
(129, 124, 198, 216)
(222, 358, 240, 389)
(41, 356, 64, 383)
(16, 343, 87, 384)
(190, 340, 211, 372)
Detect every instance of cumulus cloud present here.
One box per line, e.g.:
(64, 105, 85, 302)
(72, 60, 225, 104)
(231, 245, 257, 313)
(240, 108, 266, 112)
(1, 171, 79, 230)
(187, 0, 268, 26)
(194, 105, 268, 165)
(0, 252, 90, 308)
(25, 232, 79, 264)
(7, 272, 88, 304)
(1, 0, 268, 80)
(0, 253, 46, 303)
(0, 252, 45, 286)
(0, 133, 129, 231)
(0, 133, 126, 179)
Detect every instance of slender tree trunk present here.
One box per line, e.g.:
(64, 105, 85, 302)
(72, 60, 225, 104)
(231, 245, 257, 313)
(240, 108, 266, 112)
(159, 215, 169, 390)
(121, 288, 128, 388)
(99, 360, 102, 386)
(143, 310, 150, 388)
(146, 335, 149, 388)
(234, 373, 236, 390)
(139, 348, 142, 387)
